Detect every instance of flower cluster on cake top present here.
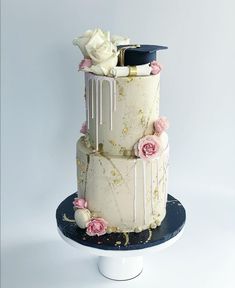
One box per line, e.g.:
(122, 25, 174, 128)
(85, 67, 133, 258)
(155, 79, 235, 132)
(73, 28, 165, 77)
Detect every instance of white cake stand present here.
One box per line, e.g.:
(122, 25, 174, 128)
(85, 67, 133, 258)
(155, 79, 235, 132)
(56, 193, 186, 281)
(58, 226, 184, 281)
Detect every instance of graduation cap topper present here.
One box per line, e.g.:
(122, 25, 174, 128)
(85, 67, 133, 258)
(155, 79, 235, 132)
(117, 44, 168, 66)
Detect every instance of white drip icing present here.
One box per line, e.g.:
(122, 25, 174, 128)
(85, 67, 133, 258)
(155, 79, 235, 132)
(113, 80, 116, 111)
(143, 161, 147, 225)
(95, 79, 99, 150)
(151, 161, 154, 214)
(85, 73, 116, 150)
(99, 80, 103, 124)
(85, 74, 90, 129)
(163, 162, 168, 206)
(109, 81, 113, 130)
(156, 158, 159, 200)
(91, 79, 94, 119)
(133, 160, 137, 223)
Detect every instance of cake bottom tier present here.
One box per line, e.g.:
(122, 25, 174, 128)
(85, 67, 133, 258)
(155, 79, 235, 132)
(76, 136, 169, 233)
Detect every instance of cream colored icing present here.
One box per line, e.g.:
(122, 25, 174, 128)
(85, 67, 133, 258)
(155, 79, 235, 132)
(77, 73, 169, 233)
(85, 73, 160, 156)
(76, 134, 169, 233)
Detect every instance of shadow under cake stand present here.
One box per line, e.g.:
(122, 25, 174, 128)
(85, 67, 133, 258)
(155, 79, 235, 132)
(56, 193, 186, 281)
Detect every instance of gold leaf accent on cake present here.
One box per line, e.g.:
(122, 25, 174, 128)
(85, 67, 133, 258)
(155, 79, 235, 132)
(77, 175, 84, 184)
(123, 150, 133, 157)
(140, 115, 147, 127)
(110, 168, 123, 186)
(153, 188, 159, 199)
(117, 82, 125, 101)
(113, 177, 123, 186)
(111, 170, 117, 176)
(142, 80, 160, 137)
(123, 232, 129, 246)
(126, 77, 134, 83)
(76, 159, 87, 173)
(122, 126, 128, 136)
(84, 134, 92, 148)
(63, 214, 76, 223)
(115, 241, 122, 246)
(144, 229, 153, 243)
(137, 109, 147, 128)
(119, 146, 126, 155)
(109, 139, 117, 146)
(84, 155, 90, 198)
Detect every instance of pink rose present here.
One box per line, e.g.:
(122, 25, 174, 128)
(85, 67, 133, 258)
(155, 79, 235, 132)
(134, 135, 160, 160)
(73, 198, 87, 209)
(154, 117, 169, 136)
(150, 61, 162, 75)
(79, 58, 92, 70)
(86, 218, 108, 236)
(80, 121, 88, 134)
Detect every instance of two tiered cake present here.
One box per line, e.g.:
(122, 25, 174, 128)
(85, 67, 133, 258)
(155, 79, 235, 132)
(72, 28, 169, 236)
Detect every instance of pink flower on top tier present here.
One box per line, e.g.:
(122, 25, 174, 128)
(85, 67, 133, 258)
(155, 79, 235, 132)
(134, 135, 161, 160)
(154, 117, 169, 136)
(150, 61, 162, 75)
(73, 198, 87, 209)
(86, 218, 108, 236)
(79, 58, 92, 70)
(80, 121, 88, 134)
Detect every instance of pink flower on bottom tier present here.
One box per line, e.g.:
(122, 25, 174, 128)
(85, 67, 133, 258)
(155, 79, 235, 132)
(73, 198, 87, 209)
(86, 218, 108, 236)
(154, 117, 169, 136)
(134, 135, 161, 160)
(80, 121, 88, 134)
(79, 58, 92, 70)
(150, 61, 162, 75)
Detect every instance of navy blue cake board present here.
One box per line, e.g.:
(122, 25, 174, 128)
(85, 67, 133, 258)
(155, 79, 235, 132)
(56, 193, 186, 251)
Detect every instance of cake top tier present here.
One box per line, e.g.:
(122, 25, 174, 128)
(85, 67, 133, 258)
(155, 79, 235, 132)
(73, 28, 167, 77)
(74, 28, 169, 158)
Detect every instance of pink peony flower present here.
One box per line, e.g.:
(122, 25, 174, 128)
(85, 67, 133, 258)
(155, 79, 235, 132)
(154, 117, 169, 136)
(80, 121, 88, 134)
(150, 61, 162, 75)
(79, 58, 92, 70)
(86, 218, 108, 236)
(73, 198, 87, 209)
(134, 135, 161, 160)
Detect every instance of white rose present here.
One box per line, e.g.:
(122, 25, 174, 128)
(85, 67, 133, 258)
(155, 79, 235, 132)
(83, 51, 118, 76)
(111, 35, 130, 46)
(73, 28, 127, 76)
(73, 28, 111, 59)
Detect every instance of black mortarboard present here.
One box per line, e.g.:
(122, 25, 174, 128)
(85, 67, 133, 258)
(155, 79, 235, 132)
(117, 44, 168, 66)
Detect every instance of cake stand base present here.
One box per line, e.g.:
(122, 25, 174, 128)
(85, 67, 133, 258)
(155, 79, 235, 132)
(56, 193, 186, 281)
(98, 255, 143, 280)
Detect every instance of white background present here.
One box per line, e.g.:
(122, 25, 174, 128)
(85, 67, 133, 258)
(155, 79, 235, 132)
(1, 0, 235, 287)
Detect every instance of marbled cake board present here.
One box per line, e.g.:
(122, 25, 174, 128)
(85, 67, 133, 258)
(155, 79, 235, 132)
(56, 193, 186, 251)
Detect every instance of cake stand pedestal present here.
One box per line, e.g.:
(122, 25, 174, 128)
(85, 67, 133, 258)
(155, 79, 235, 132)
(56, 193, 186, 281)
